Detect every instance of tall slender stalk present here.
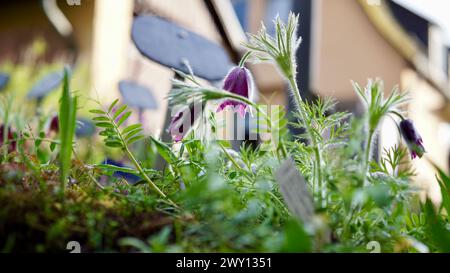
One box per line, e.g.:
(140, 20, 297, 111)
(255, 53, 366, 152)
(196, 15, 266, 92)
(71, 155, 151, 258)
(1, 95, 12, 162)
(59, 68, 77, 193)
(226, 74, 325, 204)
(362, 129, 374, 185)
(288, 77, 324, 204)
(352, 79, 408, 185)
(240, 12, 325, 203)
(223, 92, 288, 159)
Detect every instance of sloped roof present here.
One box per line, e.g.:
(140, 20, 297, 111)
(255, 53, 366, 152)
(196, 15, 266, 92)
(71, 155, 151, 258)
(388, 0, 429, 49)
(358, 0, 450, 99)
(393, 0, 450, 47)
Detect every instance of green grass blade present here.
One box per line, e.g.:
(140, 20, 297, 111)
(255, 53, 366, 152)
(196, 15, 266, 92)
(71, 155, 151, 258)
(58, 67, 77, 191)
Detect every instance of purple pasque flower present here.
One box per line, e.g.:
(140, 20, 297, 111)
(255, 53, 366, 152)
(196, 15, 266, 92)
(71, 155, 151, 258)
(399, 119, 425, 159)
(168, 102, 203, 142)
(217, 66, 254, 117)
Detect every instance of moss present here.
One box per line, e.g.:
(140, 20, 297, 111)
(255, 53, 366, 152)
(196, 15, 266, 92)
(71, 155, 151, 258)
(0, 163, 172, 252)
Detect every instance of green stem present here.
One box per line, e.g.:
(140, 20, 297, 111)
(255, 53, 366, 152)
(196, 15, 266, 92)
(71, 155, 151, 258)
(279, 140, 288, 158)
(73, 149, 105, 190)
(288, 77, 324, 205)
(268, 191, 291, 215)
(225, 93, 288, 160)
(362, 129, 374, 185)
(1, 95, 13, 162)
(126, 145, 175, 205)
(219, 144, 252, 180)
(239, 51, 252, 67)
(389, 110, 405, 121)
(108, 112, 178, 208)
(228, 78, 323, 202)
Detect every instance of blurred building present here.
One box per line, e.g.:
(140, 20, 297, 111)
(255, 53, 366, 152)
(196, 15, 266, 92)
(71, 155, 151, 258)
(312, 0, 450, 200)
(1, 0, 450, 200)
(233, 0, 450, 200)
(0, 0, 95, 64)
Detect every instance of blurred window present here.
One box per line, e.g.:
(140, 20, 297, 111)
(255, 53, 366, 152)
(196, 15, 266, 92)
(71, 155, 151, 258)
(231, 0, 248, 30)
(231, 0, 293, 33)
(264, 0, 293, 35)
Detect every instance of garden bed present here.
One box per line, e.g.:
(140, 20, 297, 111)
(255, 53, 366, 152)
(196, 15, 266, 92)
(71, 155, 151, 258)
(0, 12, 449, 253)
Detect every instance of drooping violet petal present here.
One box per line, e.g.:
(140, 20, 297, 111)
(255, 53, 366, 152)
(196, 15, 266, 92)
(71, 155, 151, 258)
(49, 115, 59, 134)
(0, 125, 16, 152)
(216, 66, 254, 116)
(216, 101, 248, 117)
(399, 119, 425, 159)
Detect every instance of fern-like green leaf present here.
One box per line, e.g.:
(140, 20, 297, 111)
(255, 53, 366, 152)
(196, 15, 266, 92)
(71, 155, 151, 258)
(113, 105, 128, 120)
(127, 135, 145, 145)
(122, 124, 141, 135)
(89, 109, 106, 115)
(108, 99, 119, 113)
(150, 136, 177, 164)
(92, 116, 110, 122)
(124, 128, 143, 140)
(117, 111, 132, 127)
(95, 122, 114, 128)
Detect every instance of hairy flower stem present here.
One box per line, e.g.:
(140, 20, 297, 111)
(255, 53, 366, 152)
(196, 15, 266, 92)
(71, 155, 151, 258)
(219, 144, 252, 180)
(224, 93, 288, 159)
(238, 51, 252, 67)
(227, 73, 323, 202)
(362, 129, 375, 186)
(288, 77, 324, 205)
(237, 53, 287, 156)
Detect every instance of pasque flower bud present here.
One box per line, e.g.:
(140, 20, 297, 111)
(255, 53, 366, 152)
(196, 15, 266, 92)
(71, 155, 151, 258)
(49, 115, 59, 134)
(399, 119, 425, 159)
(216, 66, 254, 117)
(168, 102, 203, 142)
(0, 125, 16, 152)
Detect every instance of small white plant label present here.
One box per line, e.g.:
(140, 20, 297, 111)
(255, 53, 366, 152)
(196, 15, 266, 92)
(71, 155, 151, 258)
(275, 158, 314, 223)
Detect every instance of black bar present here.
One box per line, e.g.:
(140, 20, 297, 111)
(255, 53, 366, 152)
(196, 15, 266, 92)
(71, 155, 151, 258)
(0, 253, 447, 272)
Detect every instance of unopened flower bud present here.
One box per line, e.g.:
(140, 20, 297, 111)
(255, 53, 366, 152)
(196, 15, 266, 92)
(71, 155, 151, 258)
(49, 115, 59, 134)
(168, 102, 203, 142)
(399, 119, 425, 159)
(217, 66, 254, 117)
(0, 125, 16, 152)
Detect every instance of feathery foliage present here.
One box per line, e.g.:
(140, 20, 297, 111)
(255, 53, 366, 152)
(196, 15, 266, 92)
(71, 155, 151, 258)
(0, 12, 449, 254)
(91, 98, 145, 149)
(352, 79, 408, 181)
(90, 99, 175, 207)
(243, 12, 301, 79)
